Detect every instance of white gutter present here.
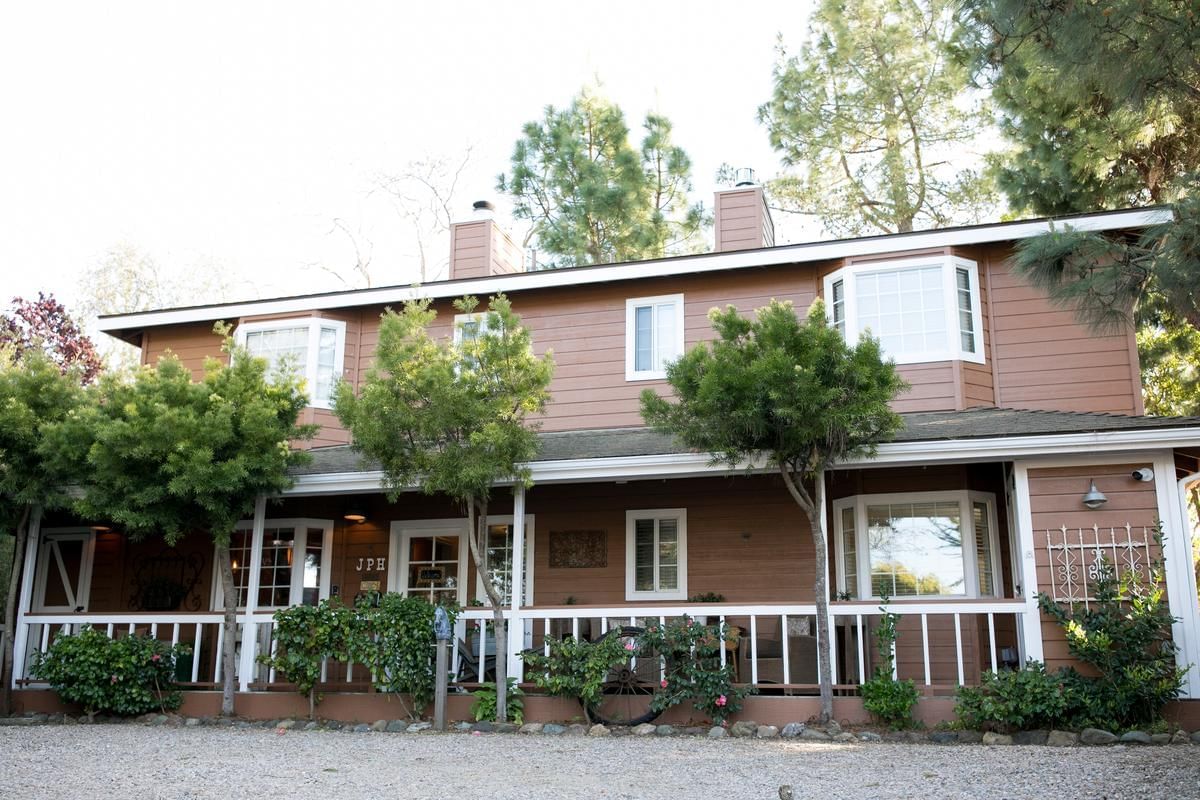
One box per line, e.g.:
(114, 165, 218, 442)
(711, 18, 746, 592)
(282, 423, 1200, 496)
(98, 208, 1171, 334)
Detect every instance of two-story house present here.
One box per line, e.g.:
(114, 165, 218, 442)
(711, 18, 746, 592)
(13, 186, 1200, 725)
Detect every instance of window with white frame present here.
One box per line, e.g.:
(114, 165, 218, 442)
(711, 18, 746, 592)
(214, 519, 333, 610)
(236, 319, 346, 408)
(833, 492, 1001, 600)
(823, 256, 984, 365)
(625, 508, 687, 600)
(625, 294, 685, 380)
(474, 516, 535, 606)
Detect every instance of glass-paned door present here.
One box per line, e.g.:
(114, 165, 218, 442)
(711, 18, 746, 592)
(34, 531, 95, 612)
(477, 521, 533, 607)
(395, 528, 466, 605)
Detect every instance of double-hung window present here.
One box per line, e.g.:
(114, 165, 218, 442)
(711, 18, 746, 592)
(824, 256, 984, 365)
(214, 519, 334, 610)
(625, 508, 687, 601)
(625, 294, 685, 380)
(833, 491, 1001, 600)
(236, 318, 346, 408)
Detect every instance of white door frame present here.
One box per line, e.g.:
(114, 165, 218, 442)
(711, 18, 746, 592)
(32, 528, 96, 613)
(389, 518, 470, 606)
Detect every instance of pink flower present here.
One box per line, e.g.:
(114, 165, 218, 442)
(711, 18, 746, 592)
(110, 675, 118, 684)
(624, 641, 635, 651)
(660, 679, 668, 689)
(715, 695, 727, 707)
(151, 654, 161, 662)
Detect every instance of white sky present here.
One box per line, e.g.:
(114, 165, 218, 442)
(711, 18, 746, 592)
(0, 0, 820, 317)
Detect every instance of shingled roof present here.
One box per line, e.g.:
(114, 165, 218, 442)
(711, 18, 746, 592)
(290, 407, 1200, 476)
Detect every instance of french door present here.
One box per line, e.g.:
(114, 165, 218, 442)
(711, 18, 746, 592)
(390, 520, 468, 605)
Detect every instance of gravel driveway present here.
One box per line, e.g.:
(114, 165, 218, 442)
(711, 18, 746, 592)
(1, 725, 1196, 800)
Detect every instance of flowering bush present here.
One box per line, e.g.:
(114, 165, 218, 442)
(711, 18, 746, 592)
(31, 626, 189, 718)
(637, 616, 752, 725)
(522, 632, 629, 722)
(257, 598, 357, 720)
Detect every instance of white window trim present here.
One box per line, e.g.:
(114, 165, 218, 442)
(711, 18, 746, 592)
(452, 311, 490, 345)
(211, 518, 334, 611)
(472, 514, 536, 607)
(32, 528, 96, 613)
(625, 293, 685, 381)
(823, 256, 985, 365)
(389, 518, 471, 606)
(234, 318, 347, 409)
(625, 508, 688, 601)
(833, 490, 1002, 600)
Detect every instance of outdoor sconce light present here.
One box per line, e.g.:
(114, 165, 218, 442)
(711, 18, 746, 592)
(1081, 479, 1108, 510)
(343, 506, 368, 524)
(90, 523, 112, 533)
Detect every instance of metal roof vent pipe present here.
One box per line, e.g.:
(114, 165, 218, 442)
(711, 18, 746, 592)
(472, 200, 495, 220)
(733, 167, 757, 187)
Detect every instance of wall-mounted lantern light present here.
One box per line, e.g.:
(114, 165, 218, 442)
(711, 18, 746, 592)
(343, 505, 368, 524)
(1081, 479, 1108, 510)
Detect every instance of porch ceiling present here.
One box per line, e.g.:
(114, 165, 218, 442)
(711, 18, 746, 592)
(291, 407, 1200, 476)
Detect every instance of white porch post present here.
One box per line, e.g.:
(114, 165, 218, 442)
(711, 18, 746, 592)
(1010, 462, 1045, 664)
(507, 485, 526, 682)
(237, 495, 268, 692)
(1157, 454, 1200, 698)
(10, 505, 43, 687)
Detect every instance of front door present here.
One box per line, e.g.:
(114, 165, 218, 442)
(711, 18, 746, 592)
(33, 530, 95, 613)
(390, 520, 468, 606)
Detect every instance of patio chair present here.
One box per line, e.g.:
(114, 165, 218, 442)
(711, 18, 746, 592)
(453, 637, 496, 684)
(739, 616, 818, 689)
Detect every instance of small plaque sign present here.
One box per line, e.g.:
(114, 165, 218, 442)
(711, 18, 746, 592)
(359, 580, 381, 593)
(418, 567, 445, 583)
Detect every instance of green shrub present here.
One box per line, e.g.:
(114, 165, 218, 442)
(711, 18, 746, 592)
(32, 626, 189, 718)
(638, 617, 753, 725)
(471, 678, 524, 725)
(257, 598, 355, 719)
(1038, 528, 1186, 730)
(522, 633, 628, 721)
(954, 662, 1071, 732)
(859, 600, 920, 730)
(350, 592, 458, 719)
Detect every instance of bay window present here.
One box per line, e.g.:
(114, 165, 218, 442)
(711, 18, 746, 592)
(823, 256, 984, 365)
(833, 492, 1001, 600)
(236, 318, 346, 408)
(625, 508, 687, 601)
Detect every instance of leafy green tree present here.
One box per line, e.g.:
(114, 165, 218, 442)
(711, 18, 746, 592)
(65, 334, 315, 715)
(335, 294, 553, 722)
(641, 299, 906, 722)
(759, 0, 994, 236)
(0, 350, 89, 715)
(498, 86, 705, 266)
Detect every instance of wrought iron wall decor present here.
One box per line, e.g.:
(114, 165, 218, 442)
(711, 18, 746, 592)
(548, 529, 607, 568)
(1044, 524, 1155, 607)
(128, 547, 205, 611)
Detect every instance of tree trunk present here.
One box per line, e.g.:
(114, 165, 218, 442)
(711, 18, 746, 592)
(0, 504, 31, 716)
(464, 495, 508, 723)
(779, 465, 834, 724)
(216, 543, 238, 717)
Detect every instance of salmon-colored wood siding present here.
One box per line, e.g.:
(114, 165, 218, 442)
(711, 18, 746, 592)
(141, 322, 227, 374)
(1027, 462, 1163, 672)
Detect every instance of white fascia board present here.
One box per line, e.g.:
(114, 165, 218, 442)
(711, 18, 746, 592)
(282, 423, 1200, 496)
(98, 208, 1171, 335)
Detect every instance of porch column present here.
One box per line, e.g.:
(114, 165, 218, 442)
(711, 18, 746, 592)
(1156, 453, 1200, 698)
(507, 484, 526, 681)
(237, 495, 268, 692)
(10, 505, 42, 687)
(1010, 463, 1045, 664)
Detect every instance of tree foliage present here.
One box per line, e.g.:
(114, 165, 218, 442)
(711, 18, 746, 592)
(0, 350, 90, 714)
(641, 299, 905, 721)
(65, 335, 315, 714)
(498, 86, 706, 266)
(1, 293, 102, 384)
(335, 293, 553, 722)
(759, 0, 994, 236)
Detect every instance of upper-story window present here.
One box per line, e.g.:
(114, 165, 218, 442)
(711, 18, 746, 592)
(625, 294, 685, 381)
(236, 319, 346, 409)
(824, 256, 984, 365)
(833, 490, 1001, 600)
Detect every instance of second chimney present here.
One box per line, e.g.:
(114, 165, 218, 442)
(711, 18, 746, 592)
(714, 172, 775, 252)
(449, 200, 523, 280)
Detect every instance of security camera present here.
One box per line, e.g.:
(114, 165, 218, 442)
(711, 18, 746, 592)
(1132, 467, 1154, 482)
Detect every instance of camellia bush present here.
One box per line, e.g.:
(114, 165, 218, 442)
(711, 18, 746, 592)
(522, 633, 629, 723)
(638, 616, 752, 725)
(31, 626, 189, 719)
(257, 598, 355, 720)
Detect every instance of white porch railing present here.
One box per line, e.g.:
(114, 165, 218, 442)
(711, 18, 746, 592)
(15, 600, 1026, 694)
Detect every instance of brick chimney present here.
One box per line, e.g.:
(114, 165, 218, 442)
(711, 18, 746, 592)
(714, 170, 775, 252)
(448, 201, 523, 280)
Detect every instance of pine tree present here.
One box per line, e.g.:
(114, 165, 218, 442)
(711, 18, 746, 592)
(759, 0, 995, 236)
(498, 86, 705, 266)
